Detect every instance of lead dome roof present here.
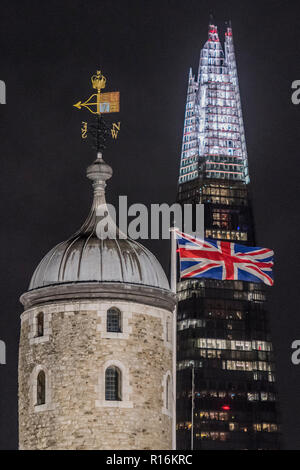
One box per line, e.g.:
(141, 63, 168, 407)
(28, 153, 170, 291)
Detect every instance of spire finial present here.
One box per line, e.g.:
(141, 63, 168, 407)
(86, 152, 113, 200)
(225, 19, 233, 38)
(208, 14, 219, 42)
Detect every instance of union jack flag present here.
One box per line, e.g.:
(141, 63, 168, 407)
(176, 230, 274, 286)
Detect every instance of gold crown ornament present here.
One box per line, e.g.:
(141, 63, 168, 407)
(91, 71, 106, 93)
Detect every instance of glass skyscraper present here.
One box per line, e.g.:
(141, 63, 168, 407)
(176, 22, 280, 450)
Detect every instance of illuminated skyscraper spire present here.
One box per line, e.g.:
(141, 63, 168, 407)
(179, 22, 249, 184)
(176, 21, 280, 450)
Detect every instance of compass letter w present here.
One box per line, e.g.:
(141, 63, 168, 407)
(111, 122, 121, 139)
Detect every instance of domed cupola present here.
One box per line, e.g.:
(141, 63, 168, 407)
(21, 152, 172, 309)
(19, 150, 175, 451)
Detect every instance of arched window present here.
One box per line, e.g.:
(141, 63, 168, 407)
(36, 370, 46, 406)
(36, 312, 44, 337)
(105, 366, 121, 401)
(107, 307, 121, 333)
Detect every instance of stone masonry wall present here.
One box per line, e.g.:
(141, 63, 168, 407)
(18, 299, 173, 450)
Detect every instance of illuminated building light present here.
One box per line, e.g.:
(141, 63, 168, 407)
(206, 162, 244, 166)
(206, 170, 244, 175)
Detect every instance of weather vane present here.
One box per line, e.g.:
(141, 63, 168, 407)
(73, 70, 121, 151)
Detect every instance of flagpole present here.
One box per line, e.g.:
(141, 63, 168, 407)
(170, 227, 177, 450)
(170, 226, 177, 292)
(191, 364, 195, 450)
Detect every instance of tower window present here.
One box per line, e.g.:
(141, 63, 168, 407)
(36, 370, 46, 406)
(107, 307, 121, 333)
(166, 375, 171, 410)
(36, 312, 44, 337)
(166, 319, 171, 342)
(105, 366, 121, 401)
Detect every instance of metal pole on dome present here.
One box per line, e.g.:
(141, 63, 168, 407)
(170, 226, 178, 450)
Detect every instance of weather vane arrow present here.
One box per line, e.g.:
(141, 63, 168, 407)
(73, 95, 100, 114)
(73, 101, 82, 110)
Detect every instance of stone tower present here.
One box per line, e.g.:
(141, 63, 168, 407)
(18, 152, 176, 450)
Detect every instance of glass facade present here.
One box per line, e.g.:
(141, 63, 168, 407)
(179, 24, 249, 185)
(176, 23, 280, 450)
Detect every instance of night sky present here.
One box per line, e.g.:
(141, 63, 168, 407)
(0, 0, 299, 449)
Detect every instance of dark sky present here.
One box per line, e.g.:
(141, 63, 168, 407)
(0, 0, 300, 449)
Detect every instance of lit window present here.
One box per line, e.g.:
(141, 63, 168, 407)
(229, 422, 238, 431)
(247, 392, 259, 401)
(107, 307, 121, 333)
(105, 366, 121, 401)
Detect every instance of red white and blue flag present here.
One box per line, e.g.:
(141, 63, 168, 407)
(176, 230, 274, 286)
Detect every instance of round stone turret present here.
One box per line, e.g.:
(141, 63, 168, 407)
(18, 152, 175, 450)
